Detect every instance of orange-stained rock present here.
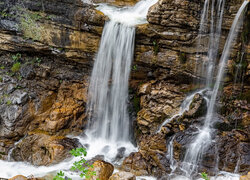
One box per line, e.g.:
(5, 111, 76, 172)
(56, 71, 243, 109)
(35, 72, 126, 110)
(122, 152, 149, 176)
(11, 133, 79, 166)
(89, 160, 114, 180)
(8, 175, 27, 180)
(109, 171, 136, 180)
(240, 172, 250, 180)
(29, 81, 88, 134)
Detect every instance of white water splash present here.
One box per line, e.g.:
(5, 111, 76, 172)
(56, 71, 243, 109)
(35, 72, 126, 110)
(96, 0, 158, 26)
(157, 88, 208, 133)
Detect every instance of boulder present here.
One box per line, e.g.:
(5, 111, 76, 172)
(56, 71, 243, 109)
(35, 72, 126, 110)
(240, 172, 250, 180)
(122, 152, 149, 176)
(8, 175, 27, 180)
(109, 171, 136, 180)
(11, 133, 80, 166)
(89, 160, 114, 180)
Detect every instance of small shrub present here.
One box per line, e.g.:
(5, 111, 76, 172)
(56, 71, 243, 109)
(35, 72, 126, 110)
(6, 100, 12, 106)
(16, 6, 44, 41)
(12, 53, 21, 62)
(201, 172, 210, 180)
(179, 52, 187, 64)
(11, 62, 21, 73)
(53, 148, 97, 180)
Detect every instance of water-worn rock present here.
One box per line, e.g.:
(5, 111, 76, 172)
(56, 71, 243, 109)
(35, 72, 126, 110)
(0, 0, 106, 63)
(109, 171, 136, 180)
(11, 133, 80, 166)
(240, 172, 250, 180)
(89, 160, 114, 180)
(122, 152, 149, 176)
(0, 53, 89, 157)
(160, 93, 207, 135)
(8, 175, 27, 180)
(137, 80, 186, 134)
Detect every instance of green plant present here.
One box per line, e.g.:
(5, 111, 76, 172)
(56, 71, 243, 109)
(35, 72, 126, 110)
(0, 65, 5, 70)
(11, 62, 21, 73)
(201, 172, 210, 180)
(0, 76, 2, 82)
(70, 148, 97, 179)
(18, 8, 44, 41)
(12, 53, 22, 62)
(53, 171, 71, 180)
(132, 65, 137, 71)
(0, 9, 9, 18)
(179, 52, 187, 64)
(53, 148, 97, 180)
(6, 100, 12, 106)
(152, 40, 159, 55)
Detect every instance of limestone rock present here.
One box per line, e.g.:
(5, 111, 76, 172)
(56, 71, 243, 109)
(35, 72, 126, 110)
(137, 80, 186, 134)
(122, 152, 149, 176)
(240, 172, 250, 180)
(89, 160, 114, 180)
(8, 175, 27, 180)
(11, 133, 80, 166)
(109, 171, 136, 180)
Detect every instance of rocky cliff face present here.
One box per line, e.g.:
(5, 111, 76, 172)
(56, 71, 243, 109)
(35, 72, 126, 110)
(0, 0, 249, 177)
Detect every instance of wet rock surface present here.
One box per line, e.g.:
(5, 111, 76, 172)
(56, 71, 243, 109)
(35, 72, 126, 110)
(11, 133, 80, 166)
(109, 171, 136, 180)
(0, 0, 249, 178)
(89, 160, 114, 180)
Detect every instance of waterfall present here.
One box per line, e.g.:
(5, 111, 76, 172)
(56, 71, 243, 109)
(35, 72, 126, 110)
(87, 0, 158, 143)
(87, 21, 135, 142)
(205, 0, 225, 88)
(182, 0, 249, 177)
(195, 0, 209, 77)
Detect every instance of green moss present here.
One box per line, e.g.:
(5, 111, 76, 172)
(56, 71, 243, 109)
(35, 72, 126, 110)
(153, 40, 160, 55)
(179, 52, 187, 64)
(133, 96, 140, 113)
(18, 8, 44, 41)
(6, 100, 12, 106)
(239, 90, 250, 103)
(11, 62, 21, 73)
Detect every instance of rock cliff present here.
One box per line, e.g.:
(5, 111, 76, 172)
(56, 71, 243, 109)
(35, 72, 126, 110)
(0, 0, 249, 178)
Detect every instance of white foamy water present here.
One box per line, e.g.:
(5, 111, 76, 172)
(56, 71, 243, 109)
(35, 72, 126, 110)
(157, 88, 208, 133)
(96, 0, 157, 26)
(172, 172, 239, 180)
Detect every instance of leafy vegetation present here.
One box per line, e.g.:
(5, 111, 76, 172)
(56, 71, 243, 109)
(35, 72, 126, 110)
(179, 51, 187, 64)
(53, 148, 97, 180)
(12, 53, 21, 62)
(153, 40, 159, 55)
(11, 62, 21, 73)
(16, 6, 44, 41)
(201, 172, 210, 180)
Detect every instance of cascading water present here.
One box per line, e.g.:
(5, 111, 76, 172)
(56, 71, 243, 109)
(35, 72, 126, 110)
(195, 0, 209, 77)
(157, 89, 208, 133)
(181, 0, 249, 177)
(205, 0, 225, 87)
(87, 21, 135, 142)
(87, 0, 158, 143)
